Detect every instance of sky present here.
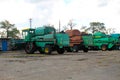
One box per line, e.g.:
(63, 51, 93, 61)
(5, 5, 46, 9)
(0, 0, 120, 33)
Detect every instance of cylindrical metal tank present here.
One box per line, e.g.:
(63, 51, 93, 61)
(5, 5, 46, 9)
(65, 29, 83, 46)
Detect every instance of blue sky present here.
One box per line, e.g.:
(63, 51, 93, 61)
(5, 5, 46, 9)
(0, 0, 120, 33)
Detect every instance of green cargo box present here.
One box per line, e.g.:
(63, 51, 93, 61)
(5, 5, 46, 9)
(82, 34, 94, 46)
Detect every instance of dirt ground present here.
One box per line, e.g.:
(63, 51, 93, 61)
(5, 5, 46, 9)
(0, 50, 120, 80)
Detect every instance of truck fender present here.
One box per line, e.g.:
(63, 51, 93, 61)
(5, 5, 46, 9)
(108, 43, 114, 49)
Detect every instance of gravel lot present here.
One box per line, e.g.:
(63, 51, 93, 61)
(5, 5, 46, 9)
(0, 50, 120, 80)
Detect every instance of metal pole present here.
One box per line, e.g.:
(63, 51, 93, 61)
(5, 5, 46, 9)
(29, 18, 32, 28)
(59, 20, 61, 32)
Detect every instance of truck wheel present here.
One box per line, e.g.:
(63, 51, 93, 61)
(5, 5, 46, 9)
(38, 48, 45, 54)
(66, 48, 72, 52)
(108, 45, 115, 51)
(25, 42, 36, 54)
(73, 46, 79, 52)
(101, 45, 107, 51)
(39, 50, 45, 54)
(57, 48, 65, 54)
(83, 47, 88, 52)
(38, 47, 44, 54)
(44, 45, 52, 54)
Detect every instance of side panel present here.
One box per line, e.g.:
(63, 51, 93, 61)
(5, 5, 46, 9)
(82, 35, 94, 46)
(36, 41, 54, 48)
(56, 33, 69, 48)
(35, 34, 55, 47)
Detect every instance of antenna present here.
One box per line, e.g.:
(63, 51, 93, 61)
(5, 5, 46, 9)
(29, 18, 32, 28)
(59, 20, 61, 32)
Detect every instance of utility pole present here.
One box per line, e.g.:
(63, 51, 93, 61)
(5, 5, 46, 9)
(29, 18, 32, 28)
(59, 20, 61, 32)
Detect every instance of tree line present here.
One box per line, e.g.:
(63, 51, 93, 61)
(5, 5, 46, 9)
(0, 20, 115, 39)
(81, 22, 115, 34)
(63, 20, 115, 34)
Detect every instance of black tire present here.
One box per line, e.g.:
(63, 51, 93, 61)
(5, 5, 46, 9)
(25, 42, 36, 54)
(66, 48, 72, 52)
(44, 45, 52, 54)
(101, 45, 107, 51)
(108, 45, 114, 51)
(73, 45, 79, 52)
(83, 47, 88, 52)
(38, 48, 45, 54)
(39, 50, 45, 54)
(57, 48, 65, 54)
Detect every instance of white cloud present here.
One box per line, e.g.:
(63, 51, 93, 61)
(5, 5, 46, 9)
(0, 0, 120, 33)
(0, 0, 35, 24)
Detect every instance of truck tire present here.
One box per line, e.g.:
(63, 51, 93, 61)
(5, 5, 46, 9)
(57, 48, 65, 54)
(66, 48, 72, 52)
(44, 45, 52, 54)
(39, 50, 45, 54)
(73, 45, 79, 52)
(83, 47, 88, 52)
(101, 45, 107, 51)
(67, 49, 72, 52)
(37, 47, 44, 54)
(25, 42, 36, 54)
(38, 48, 45, 54)
(108, 45, 115, 51)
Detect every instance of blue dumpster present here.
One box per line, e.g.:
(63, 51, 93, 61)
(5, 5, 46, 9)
(2, 40, 7, 51)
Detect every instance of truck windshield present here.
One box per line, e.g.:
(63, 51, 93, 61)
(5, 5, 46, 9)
(22, 29, 35, 39)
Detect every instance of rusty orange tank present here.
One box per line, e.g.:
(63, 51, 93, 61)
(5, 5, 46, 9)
(65, 29, 83, 46)
(65, 29, 84, 52)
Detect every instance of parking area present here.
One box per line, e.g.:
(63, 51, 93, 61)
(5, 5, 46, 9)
(0, 50, 120, 80)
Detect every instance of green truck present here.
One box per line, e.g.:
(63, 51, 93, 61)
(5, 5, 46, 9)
(22, 26, 69, 54)
(82, 32, 117, 51)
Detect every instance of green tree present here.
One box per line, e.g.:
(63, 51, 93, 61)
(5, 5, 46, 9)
(8, 28, 20, 38)
(90, 22, 106, 33)
(80, 26, 88, 33)
(0, 20, 20, 38)
(0, 31, 6, 38)
(81, 22, 106, 34)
